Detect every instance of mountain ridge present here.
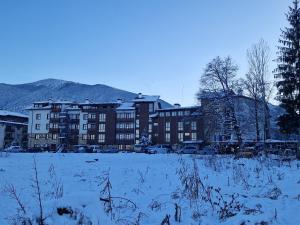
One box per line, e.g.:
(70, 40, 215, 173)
(0, 78, 172, 113)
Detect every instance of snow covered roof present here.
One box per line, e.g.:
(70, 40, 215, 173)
(149, 113, 158, 118)
(78, 101, 119, 105)
(0, 120, 28, 126)
(26, 105, 52, 110)
(0, 110, 28, 118)
(116, 102, 135, 110)
(132, 95, 160, 103)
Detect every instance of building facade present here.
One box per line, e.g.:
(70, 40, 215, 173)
(27, 94, 204, 151)
(0, 110, 28, 149)
(151, 105, 203, 147)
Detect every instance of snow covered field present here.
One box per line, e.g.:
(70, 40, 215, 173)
(0, 153, 299, 225)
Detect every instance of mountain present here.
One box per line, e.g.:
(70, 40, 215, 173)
(0, 78, 172, 113)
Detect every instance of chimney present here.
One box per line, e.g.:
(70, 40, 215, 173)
(85, 98, 90, 104)
(138, 93, 143, 99)
(174, 103, 181, 108)
(117, 98, 123, 104)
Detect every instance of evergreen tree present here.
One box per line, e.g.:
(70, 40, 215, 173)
(275, 0, 300, 138)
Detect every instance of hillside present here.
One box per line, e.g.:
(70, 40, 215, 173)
(0, 79, 171, 113)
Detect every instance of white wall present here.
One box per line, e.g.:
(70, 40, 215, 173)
(28, 109, 50, 134)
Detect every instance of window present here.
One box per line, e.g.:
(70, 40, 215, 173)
(178, 111, 183, 116)
(191, 121, 197, 130)
(99, 123, 105, 132)
(165, 112, 170, 117)
(159, 112, 165, 117)
(185, 111, 190, 116)
(35, 124, 40, 130)
(178, 122, 183, 131)
(99, 134, 105, 143)
(136, 129, 139, 138)
(191, 133, 197, 141)
(70, 114, 79, 120)
(83, 124, 88, 130)
(70, 124, 78, 129)
(36, 114, 41, 120)
(90, 134, 95, 140)
(165, 122, 170, 132)
(47, 114, 50, 119)
(52, 134, 58, 140)
(88, 123, 96, 129)
(82, 134, 87, 140)
(172, 111, 177, 117)
(46, 123, 49, 130)
(99, 113, 106, 122)
(89, 113, 96, 119)
(50, 113, 59, 118)
(50, 123, 58, 129)
(83, 114, 88, 120)
(35, 134, 40, 140)
(148, 124, 152, 133)
(153, 122, 158, 126)
(149, 103, 154, 113)
(165, 133, 170, 142)
(178, 133, 183, 142)
(136, 119, 139, 128)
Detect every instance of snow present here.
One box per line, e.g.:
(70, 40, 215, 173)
(0, 110, 28, 118)
(0, 120, 28, 126)
(116, 102, 135, 110)
(0, 153, 299, 225)
(133, 95, 160, 102)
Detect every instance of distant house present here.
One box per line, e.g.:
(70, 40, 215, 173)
(0, 110, 28, 149)
(198, 90, 271, 142)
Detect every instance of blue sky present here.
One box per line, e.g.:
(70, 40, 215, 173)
(0, 0, 289, 105)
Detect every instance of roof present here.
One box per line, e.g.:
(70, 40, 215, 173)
(116, 102, 135, 110)
(0, 110, 28, 118)
(26, 105, 52, 110)
(132, 95, 160, 103)
(157, 106, 200, 111)
(0, 120, 28, 126)
(79, 101, 119, 106)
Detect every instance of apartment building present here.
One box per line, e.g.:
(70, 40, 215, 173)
(116, 94, 161, 149)
(27, 100, 79, 150)
(151, 105, 204, 147)
(27, 94, 204, 151)
(78, 101, 119, 148)
(0, 110, 28, 149)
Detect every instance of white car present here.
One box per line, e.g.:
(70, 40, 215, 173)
(146, 145, 171, 154)
(178, 146, 198, 154)
(4, 146, 25, 153)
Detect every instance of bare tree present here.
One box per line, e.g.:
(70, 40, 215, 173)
(241, 73, 261, 142)
(198, 56, 243, 148)
(245, 39, 272, 142)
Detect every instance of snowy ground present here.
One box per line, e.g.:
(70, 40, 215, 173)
(0, 153, 300, 225)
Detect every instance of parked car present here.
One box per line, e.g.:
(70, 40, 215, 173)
(4, 146, 25, 153)
(178, 145, 198, 154)
(73, 145, 88, 153)
(89, 145, 101, 153)
(145, 145, 170, 154)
